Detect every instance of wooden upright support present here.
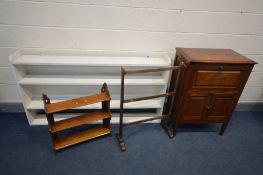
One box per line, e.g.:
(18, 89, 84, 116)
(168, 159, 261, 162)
(43, 83, 111, 152)
(116, 66, 182, 152)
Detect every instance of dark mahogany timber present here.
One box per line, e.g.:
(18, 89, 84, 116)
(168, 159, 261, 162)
(162, 48, 256, 138)
(45, 92, 109, 114)
(116, 65, 183, 152)
(43, 83, 112, 152)
(50, 111, 110, 133)
(53, 126, 111, 150)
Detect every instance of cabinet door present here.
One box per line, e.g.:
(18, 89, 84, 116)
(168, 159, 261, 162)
(181, 91, 210, 122)
(206, 92, 238, 122)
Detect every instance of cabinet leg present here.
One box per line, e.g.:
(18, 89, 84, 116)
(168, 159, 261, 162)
(172, 123, 179, 138)
(161, 117, 176, 139)
(168, 128, 175, 138)
(219, 122, 229, 136)
(161, 123, 174, 138)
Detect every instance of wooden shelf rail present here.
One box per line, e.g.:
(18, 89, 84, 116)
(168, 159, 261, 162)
(116, 65, 183, 152)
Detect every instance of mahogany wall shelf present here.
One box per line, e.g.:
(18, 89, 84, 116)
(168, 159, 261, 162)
(43, 83, 111, 152)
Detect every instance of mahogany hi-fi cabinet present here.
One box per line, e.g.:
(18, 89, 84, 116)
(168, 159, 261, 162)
(162, 48, 257, 138)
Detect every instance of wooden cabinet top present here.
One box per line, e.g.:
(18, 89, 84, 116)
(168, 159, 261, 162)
(176, 48, 257, 65)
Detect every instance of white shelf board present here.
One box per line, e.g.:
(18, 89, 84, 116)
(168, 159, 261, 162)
(19, 75, 166, 85)
(10, 50, 171, 125)
(27, 99, 163, 110)
(31, 113, 161, 125)
(12, 55, 171, 67)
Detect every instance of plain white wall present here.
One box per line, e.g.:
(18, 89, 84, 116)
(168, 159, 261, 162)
(0, 0, 263, 103)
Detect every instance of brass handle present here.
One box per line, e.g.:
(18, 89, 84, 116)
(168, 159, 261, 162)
(205, 105, 212, 112)
(219, 65, 224, 70)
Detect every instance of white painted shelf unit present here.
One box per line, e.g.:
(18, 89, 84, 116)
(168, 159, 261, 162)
(10, 50, 172, 125)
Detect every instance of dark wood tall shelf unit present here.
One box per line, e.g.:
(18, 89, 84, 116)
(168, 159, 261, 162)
(162, 48, 257, 138)
(43, 83, 112, 152)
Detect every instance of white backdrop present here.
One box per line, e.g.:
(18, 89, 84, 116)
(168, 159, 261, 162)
(0, 0, 263, 103)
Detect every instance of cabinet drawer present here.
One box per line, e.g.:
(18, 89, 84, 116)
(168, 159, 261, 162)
(194, 70, 242, 87)
(191, 64, 250, 89)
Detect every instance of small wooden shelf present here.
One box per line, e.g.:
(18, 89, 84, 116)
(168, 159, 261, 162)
(50, 111, 110, 133)
(53, 126, 111, 150)
(43, 83, 112, 152)
(45, 92, 109, 114)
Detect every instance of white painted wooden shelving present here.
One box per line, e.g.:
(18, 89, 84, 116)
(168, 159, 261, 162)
(10, 50, 172, 125)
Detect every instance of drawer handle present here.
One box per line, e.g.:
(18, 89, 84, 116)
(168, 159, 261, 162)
(205, 105, 212, 112)
(219, 65, 224, 70)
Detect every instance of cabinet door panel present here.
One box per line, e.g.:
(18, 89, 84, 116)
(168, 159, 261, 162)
(181, 91, 210, 122)
(207, 92, 237, 121)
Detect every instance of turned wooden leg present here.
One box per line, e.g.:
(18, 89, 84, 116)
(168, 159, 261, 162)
(172, 122, 179, 138)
